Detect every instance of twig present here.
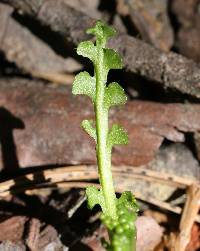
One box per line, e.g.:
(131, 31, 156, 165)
(113, 166, 195, 188)
(26, 218, 41, 251)
(173, 184, 200, 251)
(0, 165, 197, 194)
(67, 193, 86, 218)
(33, 72, 74, 85)
(0, 165, 199, 223)
(3, 180, 200, 223)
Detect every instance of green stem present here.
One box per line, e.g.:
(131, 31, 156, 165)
(95, 47, 117, 219)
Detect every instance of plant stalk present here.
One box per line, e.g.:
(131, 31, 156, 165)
(95, 48, 117, 219)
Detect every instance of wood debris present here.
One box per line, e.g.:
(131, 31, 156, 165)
(0, 3, 81, 83)
(1, 79, 200, 168)
(0, 1, 200, 250)
(117, 0, 174, 51)
(2, 0, 200, 98)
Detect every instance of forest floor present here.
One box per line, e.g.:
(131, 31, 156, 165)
(0, 0, 200, 250)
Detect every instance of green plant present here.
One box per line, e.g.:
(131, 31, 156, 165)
(72, 21, 138, 251)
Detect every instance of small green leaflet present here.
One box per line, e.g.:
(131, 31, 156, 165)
(86, 186, 106, 213)
(103, 48, 123, 73)
(77, 41, 97, 63)
(104, 82, 127, 109)
(87, 20, 116, 46)
(117, 191, 138, 214)
(72, 71, 96, 102)
(107, 124, 129, 151)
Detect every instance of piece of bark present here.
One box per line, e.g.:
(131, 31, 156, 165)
(0, 241, 26, 251)
(63, 0, 101, 19)
(171, 0, 200, 62)
(38, 225, 60, 250)
(2, 0, 200, 98)
(117, 0, 174, 52)
(26, 218, 41, 251)
(136, 216, 163, 251)
(26, 219, 61, 251)
(0, 78, 200, 170)
(194, 132, 200, 162)
(171, 0, 199, 27)
(176, 26, 200, 63)
(186, 223, 200, 251)
(0, 3, 13, 43)
(43, 240, 68, 251)
(108, 34, 200, 98)
(0, 3, 81, 76)
(0, 216, 27, 242)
